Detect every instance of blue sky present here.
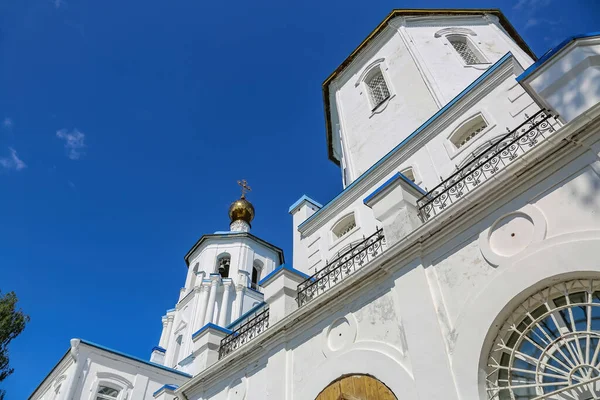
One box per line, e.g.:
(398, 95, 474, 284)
(1, 0, 597, 397)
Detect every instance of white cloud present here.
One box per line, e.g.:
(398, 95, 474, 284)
(0, 148, 27, 171)
(54, 0, 66, 8)
(525, 18, 540, 29)
(514, 0, 551, 9)
(56, 128, 86, 160)
(3, 118, 13, 129)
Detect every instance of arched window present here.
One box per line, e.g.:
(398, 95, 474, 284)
(189, 262, 199, 288)
(400, 167, 416, 182)
(447, 35, 486, 65)
(217, 254, 230, 278)
(251, 260, 263, 291)
(486, 278, 600, 400)
(365, 67, 390, 110)
(450, 114, 488, 149)
(331, 213, 357, 241)
(96, 386, 120, 400)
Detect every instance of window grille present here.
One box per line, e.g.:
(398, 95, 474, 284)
(486, 278, 600, 399)
(96, 386, 119, 400)
(338, 221, 356, 238)
(366, 70, 390, 109)
(451, 115, 488, 149)
(449, 36, 482, 65)
(332, 214, 357, 240)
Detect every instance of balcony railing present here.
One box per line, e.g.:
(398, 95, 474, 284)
(218, 306, 269, 360)
(417, 110, 558, 222)
(297, 228, 386, 307)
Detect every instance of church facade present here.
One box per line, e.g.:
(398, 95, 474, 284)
(30, 9, 600, 400)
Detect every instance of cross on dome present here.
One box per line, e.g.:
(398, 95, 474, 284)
(237, 179, 251, 199)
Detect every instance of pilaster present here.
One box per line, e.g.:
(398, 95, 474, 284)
(218, 281, 233, 326)
(364, 172, 423, 247)
(204, 274, 221, 325)
(260, 264, 310, 326)
(191, 323, 232, 372)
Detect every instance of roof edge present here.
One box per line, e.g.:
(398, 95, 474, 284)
(184, 232, 285, 266)
(322, 8, 537, 166)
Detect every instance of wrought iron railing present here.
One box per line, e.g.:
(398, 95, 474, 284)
(218, 307, 269, 359)
(417, 110, 558, 222)
(296, 229, 386, 307)
(226, 301, 267, 332)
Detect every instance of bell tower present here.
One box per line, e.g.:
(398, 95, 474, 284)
(150, 181, 284, 374)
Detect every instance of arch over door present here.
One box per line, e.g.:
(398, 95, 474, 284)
(315, 374, 397, 400)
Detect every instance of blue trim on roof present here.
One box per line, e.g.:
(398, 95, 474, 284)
(517, 31, 600, 82)
(78, 339, 191, 378)
(191, 322, 232, 340)
(363, 172, 426, 205)
(153, 384, 179, 397)
(258, 264, 311, 286)
(288, 195, 323, 214)
(166, 308, 176, 313)
(226, 301, 267, 329)
(152, 346, 166, 353)
(298, 52, 514, 231)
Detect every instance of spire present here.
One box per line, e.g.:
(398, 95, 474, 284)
(228, 180, 255, 232)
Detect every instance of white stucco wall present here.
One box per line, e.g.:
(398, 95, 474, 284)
(183, 124, 600, 400)
(294, 56, 540, 275)
(328, 14, 535, 183)
(30, 341, 188, 400)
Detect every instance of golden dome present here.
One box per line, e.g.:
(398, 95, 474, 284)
(228, 197, 255, 225)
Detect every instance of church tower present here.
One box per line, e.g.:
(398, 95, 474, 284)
(150, 182, 284, 374)
(324, 9, 537, 187)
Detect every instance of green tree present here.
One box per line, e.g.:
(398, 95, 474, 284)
(0, 291, 29, 400)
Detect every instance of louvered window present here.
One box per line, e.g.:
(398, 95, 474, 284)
(448, 36, 484, 65)
(366, 69, 390, 109)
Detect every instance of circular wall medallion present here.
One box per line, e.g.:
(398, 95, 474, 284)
(322, 315, 357, 358)
(479, 204, 546, 266)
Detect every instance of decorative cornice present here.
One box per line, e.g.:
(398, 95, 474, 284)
(178, 103, 600, 398)
(322, 9, 538, 165)
(434, 27, 477, 38)
(302, 54, 519, 236)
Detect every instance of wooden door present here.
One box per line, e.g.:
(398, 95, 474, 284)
(315, 375, 397, 400)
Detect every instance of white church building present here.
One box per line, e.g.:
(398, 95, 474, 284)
(30, 8, 600, 400)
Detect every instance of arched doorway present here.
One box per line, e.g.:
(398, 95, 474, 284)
(315, 374, 397, 400)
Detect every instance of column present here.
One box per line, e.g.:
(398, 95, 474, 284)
(204, 275, 220, 325)
(218, 282, 232, 327)
(163, 315, 174, 350)
(194, 283, 210, 332)
(158, 316, 169, 348)
(234, 284, 246, 320)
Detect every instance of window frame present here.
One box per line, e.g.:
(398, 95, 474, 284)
(364, 67, 391, 111)
(216, 253, 231, 278)
(399, 165, 422, 186)
(444, 111, 496, 160)
(356, 59, 395, 115)
(440, 33, 490, 70)
(95, 385, 120, 400)
(250, 260, 263, 291)
(88, 373, 133, 400)
(329, 212, 359, 250)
